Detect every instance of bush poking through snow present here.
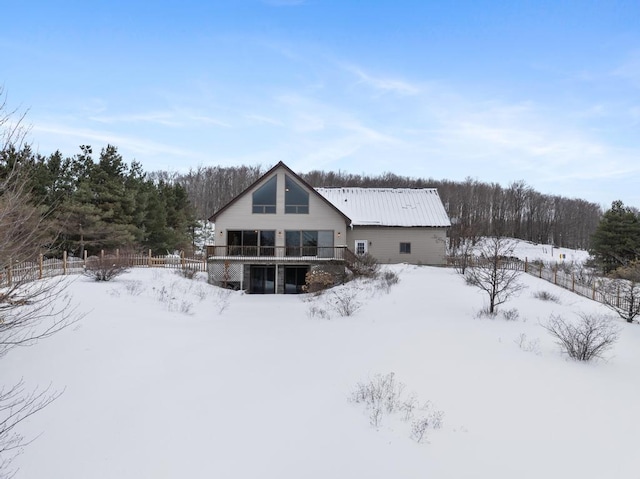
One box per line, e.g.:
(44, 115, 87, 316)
(154, 283, 194, 315)
(175, 266, 199, 280)
(124, 280, 144, 296)
(475, 307, 520, 321)
(533, 290, 560, 303)
(302, 269, 335, 294)
(542, 313, 619, 361)
(306, 304, 331, 320)
(410, 411, 444, 444)
(213, 288, 231, 314)
(350, 372, 405, 426)
(501, 308, 520, 321)
(329, 290, 362, 317)
(378, 270, 400, 292)
(84, 256, 130, 281)
(350, 373, 444, 441)
(514, 333, 541, 355)
(349, 253, 380, 278)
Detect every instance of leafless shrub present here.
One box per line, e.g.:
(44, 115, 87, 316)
(349, 253, 380, 278)
(178, 300, 192, 314)
(154, 283, 193, 315)
(192, 284, 207, 301)
(533, 290, 560, 303)
(377, 270, 400, 293)
(514, 333, 541, 355)
(302, 269, 335, 294)
(175, 266, 198, 280)
(350, 373, 444, 440)
(399, 393, 419, 421)
(350, 372, 405, 415)
(410, 417, 432, 443)
(213, 288, 231, 314)
(83, 255, 130, 281)
(123, 280, 144, 296)
(306, 304, 331, 320)
(501, 308, 520, 321)
(474, 308, 497, 319)
(369, 405, 384, 427)
(408, 404, 445, 443)
(329, 290, 362, 317)
(542, 313, 619, 361)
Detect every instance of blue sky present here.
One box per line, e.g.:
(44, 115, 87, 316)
(2, 0, 639, 208)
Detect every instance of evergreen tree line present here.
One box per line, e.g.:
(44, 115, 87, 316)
(0, 144, 197, 257)
(172, 165, 604, 250)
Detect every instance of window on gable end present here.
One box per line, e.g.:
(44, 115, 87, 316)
(252, 176, 277, 214)
(285, 175, 309, 214)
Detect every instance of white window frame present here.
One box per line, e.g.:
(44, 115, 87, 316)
(354, 240, 368, 255)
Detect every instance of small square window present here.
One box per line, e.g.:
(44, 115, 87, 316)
(400, 242, 411, 254)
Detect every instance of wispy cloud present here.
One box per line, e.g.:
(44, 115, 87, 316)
(245, 114, 284, 126)
(32, 123, 199, 158)
(344, 64, 421, 96)
(88, 110, 231, 128)
(90, 111, 181, 127)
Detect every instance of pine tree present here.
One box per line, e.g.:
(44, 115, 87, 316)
(590, 200, 640, 273)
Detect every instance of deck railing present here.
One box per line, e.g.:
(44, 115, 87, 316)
(206, 245, 348, 261)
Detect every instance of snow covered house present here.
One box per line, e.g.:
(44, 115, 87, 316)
(207, 162, 450, 293)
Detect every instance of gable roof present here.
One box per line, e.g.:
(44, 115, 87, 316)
(315, 187, 451, 227)
(208, 161, 351, 223)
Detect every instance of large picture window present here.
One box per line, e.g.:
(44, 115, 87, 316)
(252, 176, 277, 214)
(227, 230, 275, 256)
(285, 230, 334, 257)
(285, 175, 309, 214)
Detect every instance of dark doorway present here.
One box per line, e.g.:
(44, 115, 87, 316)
(284, 266, 309, 294)
(250, 266, 275, 294)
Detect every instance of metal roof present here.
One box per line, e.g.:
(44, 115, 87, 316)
(315, 187, 451, 227)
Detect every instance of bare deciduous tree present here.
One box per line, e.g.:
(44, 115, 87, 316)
(601, 261, 640, 323)
(1, 91, 78, 478)
(466, 236, 525, 314)
(0, 381, 62, 477)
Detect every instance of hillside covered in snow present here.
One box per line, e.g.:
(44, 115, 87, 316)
(4, 261, 639, 478)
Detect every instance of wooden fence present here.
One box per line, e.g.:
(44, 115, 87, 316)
(0, 250, 206, 288)
(2, 250, 632, 312)
(447, 256, 631, 311)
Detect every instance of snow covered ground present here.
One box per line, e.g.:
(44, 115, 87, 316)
(506, 238, 590, 264)
(4, 260, 640, 478)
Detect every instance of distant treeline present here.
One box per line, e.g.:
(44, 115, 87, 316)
(1, 143, 603, 255)
(167, 165, 603, 250)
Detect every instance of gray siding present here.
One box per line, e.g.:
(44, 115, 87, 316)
(215, 168, 349, 247)
(346, 227, 447, 265)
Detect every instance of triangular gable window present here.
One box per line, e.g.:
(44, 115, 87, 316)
(252, 176, 277, 214)
(285, 175, 309, 214)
